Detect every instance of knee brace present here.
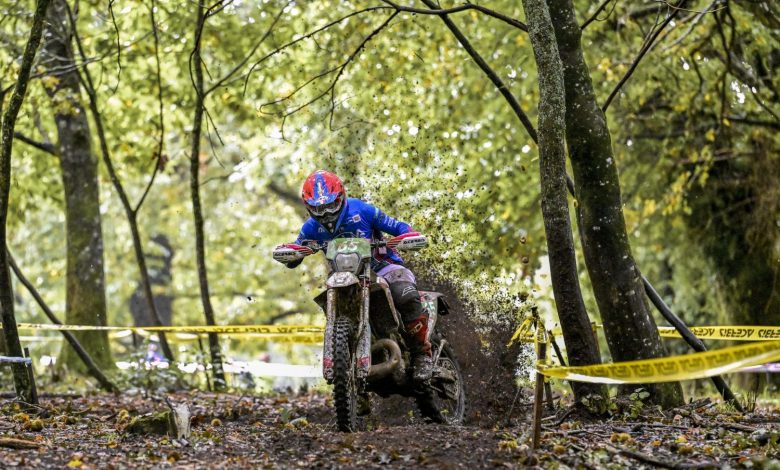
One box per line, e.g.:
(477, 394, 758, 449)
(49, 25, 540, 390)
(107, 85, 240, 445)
(388, 281, 426, 324)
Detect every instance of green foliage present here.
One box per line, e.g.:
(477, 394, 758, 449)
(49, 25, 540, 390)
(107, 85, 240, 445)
(0, 0, 776, 379)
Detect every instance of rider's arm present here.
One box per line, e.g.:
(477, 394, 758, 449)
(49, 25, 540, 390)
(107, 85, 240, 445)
(369, 205, 413, 236)
(282, 221, 318, 269)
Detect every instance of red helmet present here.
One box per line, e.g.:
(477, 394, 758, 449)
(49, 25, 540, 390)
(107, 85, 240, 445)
(301, 170, 346, 230)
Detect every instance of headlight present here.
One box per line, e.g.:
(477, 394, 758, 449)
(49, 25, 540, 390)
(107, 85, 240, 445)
(334, 253, 361, 273)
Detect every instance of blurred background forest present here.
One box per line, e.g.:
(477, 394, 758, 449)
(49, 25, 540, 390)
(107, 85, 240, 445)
(0, 0, 777, 394)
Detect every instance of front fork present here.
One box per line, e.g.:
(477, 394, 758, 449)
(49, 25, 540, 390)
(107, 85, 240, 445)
(322, 267, 372, 384)
(322, 289, 337, 382)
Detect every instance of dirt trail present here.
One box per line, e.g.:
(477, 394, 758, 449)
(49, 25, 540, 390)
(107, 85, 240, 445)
(0, 392, 525, 469)
(2, 289, 777, 468)
(1, 391, 777, 469)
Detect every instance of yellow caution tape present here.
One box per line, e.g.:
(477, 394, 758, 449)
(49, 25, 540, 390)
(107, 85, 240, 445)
(17, 331, 324, 345)
(134, 331, 324, 344)
(537, 340, 780, 384)
(510, 322, 780, 346)
(8, 323, 324, 335)
(657, 325, 780, 341)
(507, 318, 535, 346)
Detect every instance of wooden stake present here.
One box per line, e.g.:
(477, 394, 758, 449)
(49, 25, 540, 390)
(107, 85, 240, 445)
(532, 332, 547, 450)
(197, 335, 212, 392)
(544, 381, 555, 410)
(23, 347, 38, 405)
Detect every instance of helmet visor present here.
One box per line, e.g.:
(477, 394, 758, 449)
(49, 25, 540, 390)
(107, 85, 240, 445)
(306, 194, 344, 217)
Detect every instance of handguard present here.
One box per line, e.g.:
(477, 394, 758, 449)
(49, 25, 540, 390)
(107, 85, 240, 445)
(272, 244, 314, 264)
(386, 232, 427, 251)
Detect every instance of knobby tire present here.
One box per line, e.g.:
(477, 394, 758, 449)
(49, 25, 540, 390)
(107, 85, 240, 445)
(333, 317, 357, 432)
(416, 332, 466, 424)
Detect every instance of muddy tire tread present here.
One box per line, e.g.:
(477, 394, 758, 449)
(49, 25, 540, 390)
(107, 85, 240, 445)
(333, 318, 357, 432)
(416, 331, 466, 424)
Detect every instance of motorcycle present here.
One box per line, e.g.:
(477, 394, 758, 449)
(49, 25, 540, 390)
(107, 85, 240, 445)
(273, 235, 466, 432)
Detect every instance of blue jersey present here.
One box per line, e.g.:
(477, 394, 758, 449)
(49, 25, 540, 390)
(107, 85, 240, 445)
(294, 198, 413, 271)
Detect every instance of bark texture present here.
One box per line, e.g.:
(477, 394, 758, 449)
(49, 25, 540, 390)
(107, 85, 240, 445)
(522, 0, 607, 405)
(547, 0, 683, 407)
(190, 2, 226, 389)
(0, 0, 52, 402)
(41, 0, 112, 371)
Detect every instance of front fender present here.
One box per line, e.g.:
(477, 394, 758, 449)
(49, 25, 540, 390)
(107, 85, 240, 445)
(326, 271, 360, 288)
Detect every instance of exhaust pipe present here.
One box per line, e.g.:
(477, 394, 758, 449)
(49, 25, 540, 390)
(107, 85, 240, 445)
(368, 339, 402, 380)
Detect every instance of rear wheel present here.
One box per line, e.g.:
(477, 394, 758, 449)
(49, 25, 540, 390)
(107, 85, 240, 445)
(332, 317, 357, 432)
(416, 332, 466, 424)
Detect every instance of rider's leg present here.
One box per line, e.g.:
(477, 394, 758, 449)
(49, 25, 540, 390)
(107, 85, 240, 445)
(384, 267, 433, 382)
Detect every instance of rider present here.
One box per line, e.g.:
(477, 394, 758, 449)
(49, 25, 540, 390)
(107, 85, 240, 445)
(275, 170, 432, 382)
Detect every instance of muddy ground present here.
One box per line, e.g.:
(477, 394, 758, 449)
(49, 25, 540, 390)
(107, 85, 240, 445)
(1, 390, 778, 469)
(2, 294, 778, 468)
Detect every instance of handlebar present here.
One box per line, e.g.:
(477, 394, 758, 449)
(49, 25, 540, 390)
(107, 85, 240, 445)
(297, 239, 388, 252)
(272, 234, 426, 265)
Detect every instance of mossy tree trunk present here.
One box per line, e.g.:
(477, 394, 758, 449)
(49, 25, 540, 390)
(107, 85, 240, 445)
(546, 0, 683, 407)
(417, 0, 607, 404)
(522, 0, 608, 407)
(0, 0, 52, 402)
(41, 0, 112, 371)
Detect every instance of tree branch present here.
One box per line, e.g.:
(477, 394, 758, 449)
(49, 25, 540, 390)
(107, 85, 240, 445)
(726, 115, 780, 130)
(135, 0, 165, 213)
(7, 249, 119, 393)
(12, 132, 57, 156)
(0, 31, 154, 97)
(382, 0, 527, 32)
(661, 0, 720, 52)
(602, 0, 688, 112)
(107, 0, 122, 94)
(204, 0, 290, 95)
(241, 6, 390, 96)
(580, 0, 615, 30)
(420, 0, 538, 143)
(259, 12, 399, 123)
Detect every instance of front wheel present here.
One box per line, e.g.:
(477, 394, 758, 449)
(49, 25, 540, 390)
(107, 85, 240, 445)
(416, 332, 466, 424)
(332, 317, 357, 432)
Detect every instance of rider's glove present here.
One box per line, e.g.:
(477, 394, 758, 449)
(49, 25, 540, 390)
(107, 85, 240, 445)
(386, 232, 426, 251)
(273, 243, 314, 267)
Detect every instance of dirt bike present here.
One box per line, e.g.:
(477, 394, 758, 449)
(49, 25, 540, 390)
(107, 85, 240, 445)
(273, 235, 466, 432)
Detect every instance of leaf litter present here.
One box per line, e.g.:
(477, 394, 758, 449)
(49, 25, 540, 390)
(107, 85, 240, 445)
(0, 390, 777, 469)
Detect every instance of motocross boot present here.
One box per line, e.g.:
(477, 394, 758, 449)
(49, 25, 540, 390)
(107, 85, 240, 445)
(404, 316, 433, 383)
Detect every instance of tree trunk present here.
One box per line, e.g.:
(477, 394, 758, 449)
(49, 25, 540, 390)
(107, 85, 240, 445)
(0, 0, 52, 403)
(418, 0, 608, 404)
(41, 0, 112, 372)
(190, 2, 226, 389)
(63, 0, 174, 362)
(522, 0, 608, 407)
(547, 0, 683, 407)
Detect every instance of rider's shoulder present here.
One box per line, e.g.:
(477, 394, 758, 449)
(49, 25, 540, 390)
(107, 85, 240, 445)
(347, 198, 377, 215)
(300, 217, 322, 234)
